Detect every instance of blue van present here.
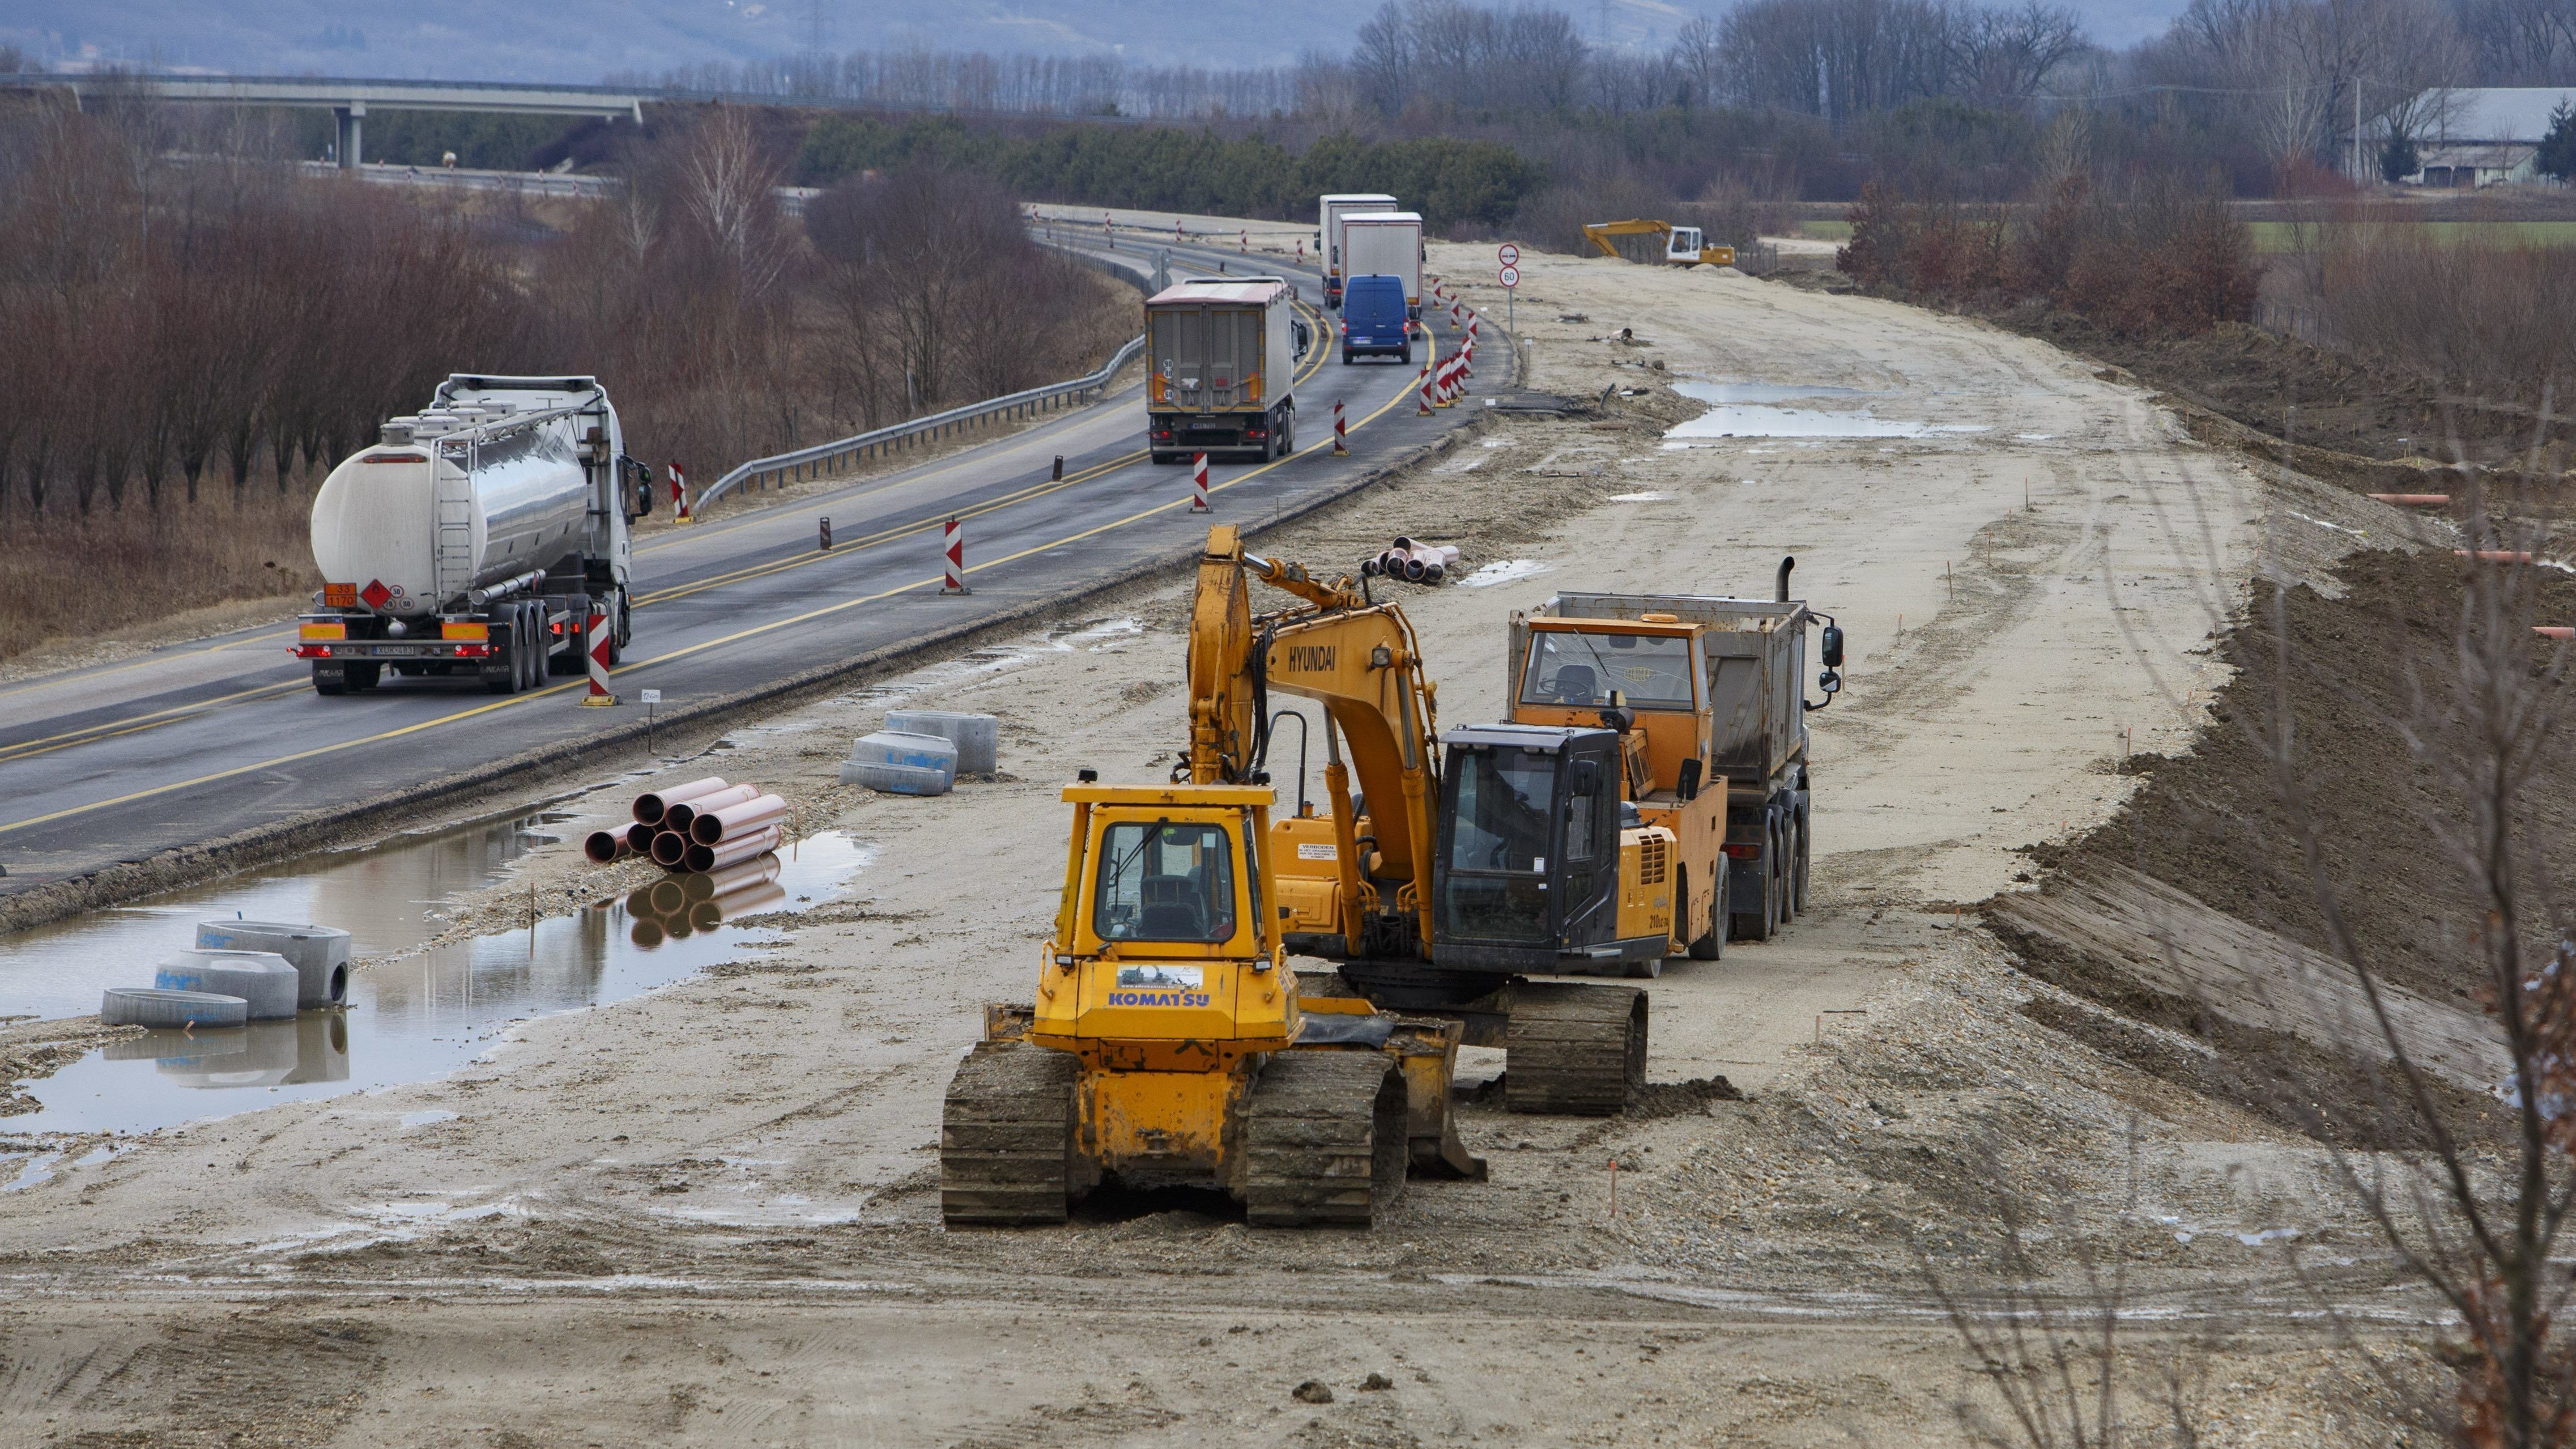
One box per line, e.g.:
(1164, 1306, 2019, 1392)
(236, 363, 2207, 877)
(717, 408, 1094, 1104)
(1340, 274, 1412, 364)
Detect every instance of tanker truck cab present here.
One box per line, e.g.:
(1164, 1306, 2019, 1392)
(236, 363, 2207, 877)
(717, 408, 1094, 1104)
(299, 375, 635, 698)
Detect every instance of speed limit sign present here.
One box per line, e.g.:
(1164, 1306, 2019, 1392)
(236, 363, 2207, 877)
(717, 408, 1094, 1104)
(1498, 264, 1520, 288)
(1497, 243, 1521, 267)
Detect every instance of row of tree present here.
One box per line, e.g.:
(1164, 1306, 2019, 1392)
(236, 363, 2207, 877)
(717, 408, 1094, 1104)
(793, 114, 1544, 226)
(0, 98, 1131, 520)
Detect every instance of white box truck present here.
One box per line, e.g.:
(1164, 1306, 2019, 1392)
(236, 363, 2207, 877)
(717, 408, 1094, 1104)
(296, 375, 650, 696)
(1145, 278, 1312, 464)
(1318, 192, 1396, 309)
(1342, 211, 1425, 320)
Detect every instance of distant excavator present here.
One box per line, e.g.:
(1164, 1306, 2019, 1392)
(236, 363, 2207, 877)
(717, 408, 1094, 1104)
(1582, 219, 1736, 268)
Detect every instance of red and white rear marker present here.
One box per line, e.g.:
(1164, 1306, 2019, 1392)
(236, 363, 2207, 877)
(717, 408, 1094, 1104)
(1190, 453, 1211, 512)
(941, 517, 970, 594)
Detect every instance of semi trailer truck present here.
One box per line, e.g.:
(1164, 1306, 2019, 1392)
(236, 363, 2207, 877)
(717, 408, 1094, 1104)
(1146, 278, 1312, 464)
(1341, 212, 1426, 320)
(295, 375, 648, 697)
(1318, 192, 1397, 309)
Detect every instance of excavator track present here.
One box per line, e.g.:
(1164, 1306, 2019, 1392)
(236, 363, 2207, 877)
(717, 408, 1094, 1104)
(1243, 1052, 1409, 1227)
(940, 1042, 1077, 1226)
(1504, 984, 1646, 1116)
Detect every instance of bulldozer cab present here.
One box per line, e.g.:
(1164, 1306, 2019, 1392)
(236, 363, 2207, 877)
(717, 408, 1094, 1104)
(1429, 724, 1627, 972)
(1039, 783, 1298, 1064)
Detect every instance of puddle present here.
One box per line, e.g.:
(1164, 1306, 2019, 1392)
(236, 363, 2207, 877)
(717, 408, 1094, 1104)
(1460, 559, 1551, 589)
(1674, 381, 1874, 404)
(1663, 380, 1987, 444)
(1608, 491, 1667, 502)
(5, 823, 870, 1136)
(1, 809, 567, 1023)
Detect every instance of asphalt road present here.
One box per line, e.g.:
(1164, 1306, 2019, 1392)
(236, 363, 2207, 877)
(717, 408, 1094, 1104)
(0, 239, 1493, 902)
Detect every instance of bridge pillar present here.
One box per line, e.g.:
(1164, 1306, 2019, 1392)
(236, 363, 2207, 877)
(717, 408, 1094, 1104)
(334, 102, 364, 168)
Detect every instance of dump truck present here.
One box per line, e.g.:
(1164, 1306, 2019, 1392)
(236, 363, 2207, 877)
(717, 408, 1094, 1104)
(1318, 192, 1397, 309)
(1581, 218, 1736, 268)
(1342, 212, 1425, 319)
(1507, 560, 1841, 942)
(1146, 278, 1312, 464)
(296, 375, 652, 696)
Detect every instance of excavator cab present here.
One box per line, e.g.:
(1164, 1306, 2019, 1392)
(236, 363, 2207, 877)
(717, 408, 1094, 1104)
(1432, 724, 1676, 975)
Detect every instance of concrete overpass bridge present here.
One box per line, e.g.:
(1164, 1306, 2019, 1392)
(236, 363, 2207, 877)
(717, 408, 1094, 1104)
(0, 75, 651, 167)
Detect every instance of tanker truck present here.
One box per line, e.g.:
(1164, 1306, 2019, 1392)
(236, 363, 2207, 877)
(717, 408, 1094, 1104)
(293, 375, 650, 696)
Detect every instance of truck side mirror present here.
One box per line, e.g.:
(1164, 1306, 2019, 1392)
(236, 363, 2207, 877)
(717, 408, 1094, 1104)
(1820, 624, 1843, 669)
(1292, 320, 1312, 362)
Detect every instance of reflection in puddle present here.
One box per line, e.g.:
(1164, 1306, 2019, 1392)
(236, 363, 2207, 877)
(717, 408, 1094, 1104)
(1, 808, 566, 1023)
(8, 834, 870, 1136)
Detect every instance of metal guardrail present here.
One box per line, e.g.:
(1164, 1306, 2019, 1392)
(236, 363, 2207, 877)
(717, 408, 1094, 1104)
(694, 334, 1146, 512)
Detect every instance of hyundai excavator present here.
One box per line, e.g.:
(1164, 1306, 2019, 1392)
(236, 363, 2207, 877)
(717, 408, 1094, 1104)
(943, 526, 1748, 1228)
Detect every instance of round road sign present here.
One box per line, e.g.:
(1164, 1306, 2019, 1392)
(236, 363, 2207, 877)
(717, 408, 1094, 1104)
(1498, 265, 1521, 288)
(1497, 243, 1521, 267)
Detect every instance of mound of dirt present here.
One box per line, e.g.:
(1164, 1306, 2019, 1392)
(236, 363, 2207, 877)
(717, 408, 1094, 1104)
(1998, 547, 2576, 1137)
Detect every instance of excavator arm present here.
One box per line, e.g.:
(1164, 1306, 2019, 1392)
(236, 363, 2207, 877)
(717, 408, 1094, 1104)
(1186, 525, 1442, 957)
(1581, 218, 1672, 258)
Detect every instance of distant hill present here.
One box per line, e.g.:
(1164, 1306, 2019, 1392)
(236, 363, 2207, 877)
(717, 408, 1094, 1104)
(5, 0, 2183, 86)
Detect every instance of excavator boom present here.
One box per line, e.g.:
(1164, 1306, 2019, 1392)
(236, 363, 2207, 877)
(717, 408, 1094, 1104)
(1186, 525, 1441, 957)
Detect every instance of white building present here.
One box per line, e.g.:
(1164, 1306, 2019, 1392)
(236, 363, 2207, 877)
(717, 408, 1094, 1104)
(2405, 87, 2575, 186)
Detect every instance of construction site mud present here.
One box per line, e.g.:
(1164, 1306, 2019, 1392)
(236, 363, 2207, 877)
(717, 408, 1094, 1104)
(0, 242, 2488, 1445)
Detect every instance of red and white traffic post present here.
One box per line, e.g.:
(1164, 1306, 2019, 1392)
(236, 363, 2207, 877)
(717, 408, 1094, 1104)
(1190, 453, 1211, 512)
(1417, 362, 1435, 415)
(580, 605, 617, 706)
(669, 462, 690, 522)
(940, 516, 970, 594)
(1332, 398, 1348, 455)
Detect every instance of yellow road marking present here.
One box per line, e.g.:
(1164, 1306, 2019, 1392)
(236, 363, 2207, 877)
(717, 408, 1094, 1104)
(0, 312, 1436, 839)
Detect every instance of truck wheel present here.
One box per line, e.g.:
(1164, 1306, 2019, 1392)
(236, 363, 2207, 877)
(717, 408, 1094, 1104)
(344, 662, 381, 692)
(1732, 828, 1778, 943)
(1794, 801, 1812, 916)
(522, 604, 546, 689)
(312, 663, 347, 696)
(1342, 349, 1354, 365)
(612, 596, 629, 664)
(1777, 816, 1800, 924)
(1279, 412, 1294, 453)
(485, 621, 520, 695)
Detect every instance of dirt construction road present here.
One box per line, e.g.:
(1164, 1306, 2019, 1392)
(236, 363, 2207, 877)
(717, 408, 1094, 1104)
(3, 245, 2421, 1445)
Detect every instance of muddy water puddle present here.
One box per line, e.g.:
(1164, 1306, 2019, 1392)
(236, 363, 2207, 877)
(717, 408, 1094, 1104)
(1662, 379, 1989, 445)
(3, 815, 868, 1136)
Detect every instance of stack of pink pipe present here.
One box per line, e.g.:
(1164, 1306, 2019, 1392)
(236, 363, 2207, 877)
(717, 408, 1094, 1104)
(582, 776, 791, 874)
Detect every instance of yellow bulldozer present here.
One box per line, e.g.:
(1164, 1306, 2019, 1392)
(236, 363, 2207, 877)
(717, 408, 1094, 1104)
(1582, 218, 1736, 269)
(942, 528, 1841, 1227)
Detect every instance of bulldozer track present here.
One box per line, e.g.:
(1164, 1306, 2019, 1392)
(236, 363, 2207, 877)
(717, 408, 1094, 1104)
(940, 1042, 1077, 1226)
(1504, 984, 1646, 1116)
(1243, 1051, 1408, 1227)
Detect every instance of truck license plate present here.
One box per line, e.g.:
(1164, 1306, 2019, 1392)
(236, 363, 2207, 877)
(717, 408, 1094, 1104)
(376, 644, 425, 657)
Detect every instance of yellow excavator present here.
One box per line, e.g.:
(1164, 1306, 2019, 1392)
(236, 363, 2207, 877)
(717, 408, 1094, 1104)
(945, 526, 1793, 1226)
(1582, 218, 1736, 269)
